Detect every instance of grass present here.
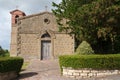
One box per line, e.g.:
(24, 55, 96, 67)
(22, 62, 30, 70)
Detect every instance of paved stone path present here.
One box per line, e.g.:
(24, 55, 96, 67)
(15, 59, 120, 80)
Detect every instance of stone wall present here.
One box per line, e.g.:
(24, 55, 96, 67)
(0, 71, 17, 80)
(10, 26, 18, 56)
(19, 34, 40, 60)
(54, 33, 74, 57)
(63, 67, 120, 79)
(19, 33, 74, 60)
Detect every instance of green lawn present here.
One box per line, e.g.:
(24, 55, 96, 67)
(22, 62, 30, 70)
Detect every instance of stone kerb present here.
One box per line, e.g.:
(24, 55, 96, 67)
(0, 71, 17, 80)
(62, 67, 120, 79)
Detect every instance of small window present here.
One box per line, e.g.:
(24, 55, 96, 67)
(15, 15, 19, 24)
(44, 18, 50, 24)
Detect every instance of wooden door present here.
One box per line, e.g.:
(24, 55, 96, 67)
(41, 41, 51, 60)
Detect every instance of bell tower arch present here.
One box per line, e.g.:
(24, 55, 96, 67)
(10, 9, 26, 25)
(10, 9, 26, 56)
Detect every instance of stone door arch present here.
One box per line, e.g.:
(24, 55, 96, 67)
(41, 32, 52, 60)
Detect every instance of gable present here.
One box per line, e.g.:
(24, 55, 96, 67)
(19, 12, 53, 20)
(10, 9, 26, 15)
(18, 12, 59, 34)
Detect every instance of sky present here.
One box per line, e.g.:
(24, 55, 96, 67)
(0, 0, 61, 50)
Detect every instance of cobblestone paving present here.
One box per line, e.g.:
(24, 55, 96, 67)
(15, 59, 120, 80)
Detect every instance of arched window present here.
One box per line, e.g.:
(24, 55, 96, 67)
(15, 15, 19, 24)
(41, 33, 50, 38)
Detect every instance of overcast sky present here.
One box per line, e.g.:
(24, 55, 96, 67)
(0, 0, 61, 50)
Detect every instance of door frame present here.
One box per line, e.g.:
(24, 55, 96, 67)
(38, 30, 55, 60)
(41, 40, 51, 60)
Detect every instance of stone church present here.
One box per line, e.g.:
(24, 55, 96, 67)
(10, 9, 74, 60)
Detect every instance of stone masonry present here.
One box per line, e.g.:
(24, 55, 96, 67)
(62, 67, 120, 79)
(10, 9, 74, 60)
(0, 71, 17, 80)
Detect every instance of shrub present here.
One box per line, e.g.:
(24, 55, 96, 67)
(76, 41, 94, 55)
(0, 57, 24, 74)
(0, 46, 10, 57)
(59, 54, 120, 70)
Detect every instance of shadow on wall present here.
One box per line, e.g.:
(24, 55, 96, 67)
(15, 72, 38, 80)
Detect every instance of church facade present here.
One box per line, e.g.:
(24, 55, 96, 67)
(10, 9, 74, 60)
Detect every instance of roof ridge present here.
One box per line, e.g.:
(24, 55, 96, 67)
(19, 11, 53, 20)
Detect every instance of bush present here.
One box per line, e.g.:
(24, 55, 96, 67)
(59, 54, 120, 70)
(0, 57, 24, 74)
(76, 41, 94, 55)
(0, 46, 10, 57)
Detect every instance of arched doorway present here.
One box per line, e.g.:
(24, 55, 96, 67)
(41, 33, 51, 60)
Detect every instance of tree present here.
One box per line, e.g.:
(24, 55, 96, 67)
(52, 0, 96, 42)
(0, 46, 9, 57)
(0, 46, 4, 55)
(52, 0, 120, 53)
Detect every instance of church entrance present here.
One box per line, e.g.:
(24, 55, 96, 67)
(41, 41, 51, 60)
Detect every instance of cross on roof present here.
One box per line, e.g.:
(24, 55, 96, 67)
(45, 6, 48, 11)
(16, 5, 19, 9)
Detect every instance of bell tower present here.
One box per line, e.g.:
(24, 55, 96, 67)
(10, 9, 26, 25)
(10, 9, 26, 56)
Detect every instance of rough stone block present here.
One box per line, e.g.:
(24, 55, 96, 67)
(3, 74, 8, 80)
(0, 72, 17, 80)
(92, 73, 97, 77)
(88, 73, 94, 77)
(63, 68, 68, 72)
(111, 71, 118, 75)
(80, 73, 88, 77)
(83, 70, 91, 73)
(104, 72, 112, 76)
(67, 72, 73, 76)
(75, 76, 83, 79)
(91, 70, 98, 73)
(114, 70, 119, 74)
(69, 75, 75, 78)
(118, 71, 120, 74)
(69, 70, 75, 73)
(63, 72, 68, 76)
(73, 72, 80, 76)
(0, 76, 2, 80)
(97, 73, 104, 77)
(77, 70, 83, 73)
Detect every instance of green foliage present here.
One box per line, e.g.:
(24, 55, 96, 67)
(0, 57, 24, 74)
(59, 54, 120, 70)
(52, 0, 120, 41)
(52, 0, 120, 53)
(76, 41, 94, 55)
(0, 46, 10, 57)
(114, 35, 120, 53)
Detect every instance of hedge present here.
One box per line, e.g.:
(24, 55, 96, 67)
(0, 57, 24, 73)
(59, 54, 120, 70)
